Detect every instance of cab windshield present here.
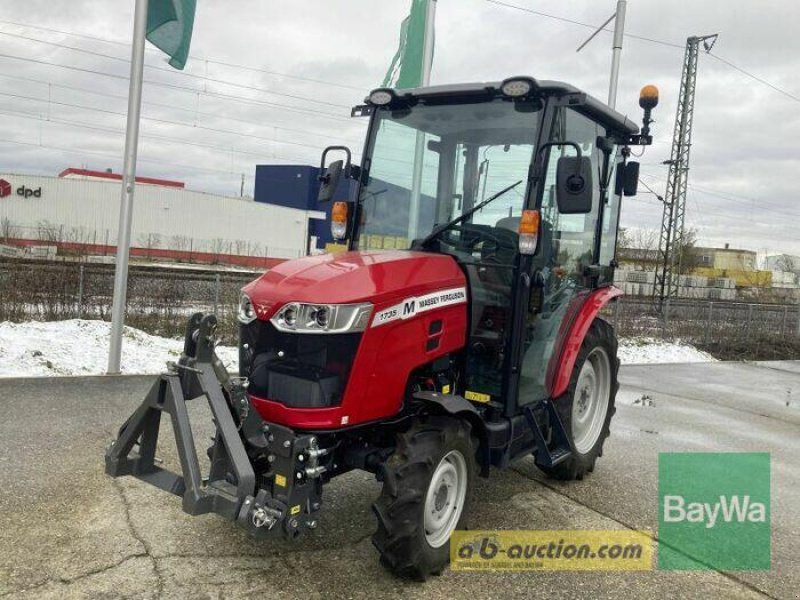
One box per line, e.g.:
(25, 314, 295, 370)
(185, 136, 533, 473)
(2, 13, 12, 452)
(357, 98, 543, 250)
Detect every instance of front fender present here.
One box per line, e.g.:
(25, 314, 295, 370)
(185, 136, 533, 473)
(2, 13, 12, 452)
(547, 286, 622, 399)
(412, 390, 493, 476)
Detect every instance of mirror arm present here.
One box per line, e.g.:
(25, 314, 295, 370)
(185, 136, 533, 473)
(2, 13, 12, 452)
(320, 145, 352, 171)
(537, 141, 584, 180)
(537, 141, 582, 160)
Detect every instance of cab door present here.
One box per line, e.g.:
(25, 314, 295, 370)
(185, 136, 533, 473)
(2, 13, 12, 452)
(518, 106, 610, 404)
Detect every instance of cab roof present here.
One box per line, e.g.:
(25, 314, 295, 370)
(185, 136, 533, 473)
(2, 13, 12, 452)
(370, 77, 639, 137)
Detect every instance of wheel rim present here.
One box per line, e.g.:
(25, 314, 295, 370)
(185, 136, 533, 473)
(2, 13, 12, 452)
(571, 347, 611, 455)
(424, 449, 468, 548)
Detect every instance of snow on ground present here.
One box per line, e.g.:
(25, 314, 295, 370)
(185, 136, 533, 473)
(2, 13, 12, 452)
(0, 320, 238, 378)
(0, 320, 716, 378)
(618, 337, 717, 365)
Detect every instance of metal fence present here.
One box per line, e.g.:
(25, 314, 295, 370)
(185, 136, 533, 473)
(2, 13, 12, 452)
(2, 258, 799, 356)
(605, 296, 800, 360)
(0, 258, 257, 344)
(608, 297, 799, 341)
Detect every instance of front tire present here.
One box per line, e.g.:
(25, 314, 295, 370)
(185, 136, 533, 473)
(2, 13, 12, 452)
(372, 416, 477, 580)
(538, 318, 619, 481)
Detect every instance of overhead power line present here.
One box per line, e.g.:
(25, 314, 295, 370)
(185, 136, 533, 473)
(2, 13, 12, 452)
(0, 72, 365, 147)
(484, 1, 800, 106)
(0, 90, 356, 155)
(0, 135, 259, 180)
(0, 30, 354, 109)
(483, 0, 684, 48)
(0, 18, 365, 92)
(0, 108, 329, 165)
(707, 52, 800, 105)
(639, 172, 800, 220)
(0, 52, 356, 123)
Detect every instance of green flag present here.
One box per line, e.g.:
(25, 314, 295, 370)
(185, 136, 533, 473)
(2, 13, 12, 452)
(146, 0, 196, 70)
(382, 0, 432, 89)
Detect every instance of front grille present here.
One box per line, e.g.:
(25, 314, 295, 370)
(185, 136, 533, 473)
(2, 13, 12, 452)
(240, 320, 361, 408)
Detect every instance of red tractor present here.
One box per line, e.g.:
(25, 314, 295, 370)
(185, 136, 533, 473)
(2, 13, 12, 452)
(107, 76, 658, 579)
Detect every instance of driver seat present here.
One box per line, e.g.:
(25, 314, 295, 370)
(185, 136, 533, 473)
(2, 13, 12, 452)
(495, 216, 520, 233)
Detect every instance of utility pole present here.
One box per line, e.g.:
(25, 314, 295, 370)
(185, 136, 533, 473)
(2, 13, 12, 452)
(654, 34, 718, 311)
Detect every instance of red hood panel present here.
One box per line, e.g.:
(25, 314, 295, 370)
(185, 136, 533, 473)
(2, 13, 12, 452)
(243, 250, 466, 318)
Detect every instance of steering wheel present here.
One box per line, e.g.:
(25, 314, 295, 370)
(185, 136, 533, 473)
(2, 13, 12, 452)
(437, 223, 507, 256)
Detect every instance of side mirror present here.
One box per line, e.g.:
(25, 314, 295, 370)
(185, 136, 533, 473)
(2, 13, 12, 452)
(318, 160, 343, 202)
(614, 161, 640, 197)
(318, 145, 353, 202)
(556, 156, 593, 214)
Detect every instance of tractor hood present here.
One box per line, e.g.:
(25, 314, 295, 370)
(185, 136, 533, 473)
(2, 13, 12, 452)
(243, 250, 466, 319)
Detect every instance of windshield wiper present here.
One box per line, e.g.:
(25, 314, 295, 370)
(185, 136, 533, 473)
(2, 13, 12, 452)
(417, 180, 523, 248)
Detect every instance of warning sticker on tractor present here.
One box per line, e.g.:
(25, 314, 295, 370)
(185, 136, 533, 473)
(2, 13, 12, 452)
(465, 390, 491, 403)
(274, 474, 287, 488)
(371, 287, 467, 328)
(290, 504, 301, 516)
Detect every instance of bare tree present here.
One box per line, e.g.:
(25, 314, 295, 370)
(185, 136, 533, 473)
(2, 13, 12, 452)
(0, 217, 16, 242)
(136, 233, 163, 260)
(234, 239, 248, 256)
(247, 242, 262, 257)
(36, 221, 60, 243)
(619, 227, 659, 271)
(771, 254, 799, 274)
(170, 234, 190, 252)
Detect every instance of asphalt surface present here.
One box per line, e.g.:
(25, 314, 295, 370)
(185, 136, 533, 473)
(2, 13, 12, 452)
(1, 361, 798, 599)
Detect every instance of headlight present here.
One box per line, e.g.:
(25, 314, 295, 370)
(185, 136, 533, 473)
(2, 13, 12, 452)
(501, 76, 536, 98)
(238, 294, 257, 324)
(281, 303, 299, 328)
(368, 88, 395, 106)
(271, 302, 372, 334)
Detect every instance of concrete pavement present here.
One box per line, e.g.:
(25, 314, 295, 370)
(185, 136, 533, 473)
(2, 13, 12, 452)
(1, 362, 798, 599)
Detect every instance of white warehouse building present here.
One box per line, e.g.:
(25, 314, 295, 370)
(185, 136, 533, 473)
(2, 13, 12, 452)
(0, 169, 323, 267)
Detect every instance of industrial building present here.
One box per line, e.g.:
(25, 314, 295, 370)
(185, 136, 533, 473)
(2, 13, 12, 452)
(0, 169, 324, 267)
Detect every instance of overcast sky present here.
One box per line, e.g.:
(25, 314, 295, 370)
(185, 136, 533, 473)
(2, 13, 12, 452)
(0, 0, 798, 256)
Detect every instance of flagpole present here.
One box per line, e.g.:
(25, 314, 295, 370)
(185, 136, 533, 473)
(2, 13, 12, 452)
(107, 0, 149, 374)
(407, 0, 436, 242)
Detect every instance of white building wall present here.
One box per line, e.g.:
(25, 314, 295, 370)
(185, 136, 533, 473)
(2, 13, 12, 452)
(0, 173, 323, 259)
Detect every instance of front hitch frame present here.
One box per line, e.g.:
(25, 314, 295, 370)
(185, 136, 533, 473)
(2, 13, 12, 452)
(105, 313, 322, 539)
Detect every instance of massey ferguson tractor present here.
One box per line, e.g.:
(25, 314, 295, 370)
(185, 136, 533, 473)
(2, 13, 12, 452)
(106, 76, 658, 579)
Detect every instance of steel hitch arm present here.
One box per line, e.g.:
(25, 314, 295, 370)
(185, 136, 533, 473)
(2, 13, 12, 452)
(105, 313, 256, 520)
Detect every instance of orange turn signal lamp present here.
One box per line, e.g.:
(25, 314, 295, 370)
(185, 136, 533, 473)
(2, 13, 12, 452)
(331, 201, 348, 240)
(518, 209, 540, 255)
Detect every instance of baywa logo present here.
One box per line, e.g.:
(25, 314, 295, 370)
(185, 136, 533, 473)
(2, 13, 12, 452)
(0, 179, 10, 198)
(658, 452, 770, 570)
(663, 494, 766, 529)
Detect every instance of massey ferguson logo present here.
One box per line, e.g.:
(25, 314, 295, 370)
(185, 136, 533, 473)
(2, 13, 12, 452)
(0, 179, 42, 198)
(372, 287, 467, 327)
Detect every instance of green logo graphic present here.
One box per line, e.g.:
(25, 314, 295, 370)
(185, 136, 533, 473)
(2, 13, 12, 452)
(658, 452, 770, 570)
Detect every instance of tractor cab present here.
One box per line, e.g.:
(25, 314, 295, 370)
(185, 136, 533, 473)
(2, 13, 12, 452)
(321, 77, 653, 416)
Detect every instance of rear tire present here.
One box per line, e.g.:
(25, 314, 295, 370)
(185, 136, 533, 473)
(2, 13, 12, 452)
(538, 318, 619, 481)
(372, 416, 477, 580)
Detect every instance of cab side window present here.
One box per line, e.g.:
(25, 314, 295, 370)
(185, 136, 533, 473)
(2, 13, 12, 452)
(539, 108, 605, 277)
